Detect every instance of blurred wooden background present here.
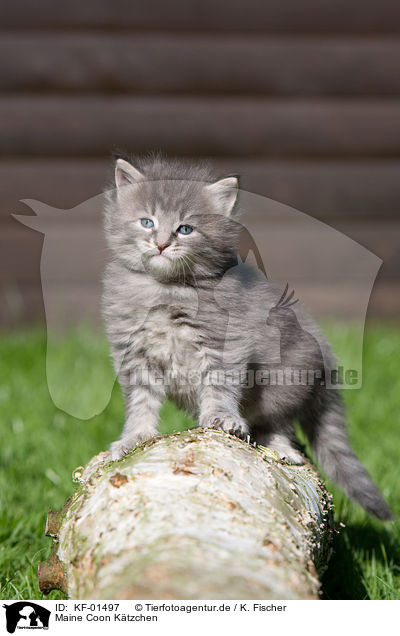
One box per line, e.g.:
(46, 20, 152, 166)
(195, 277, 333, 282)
(1, 0, 400, 326)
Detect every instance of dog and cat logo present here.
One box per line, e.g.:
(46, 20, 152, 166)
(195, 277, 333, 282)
(2, 603, 50, 633)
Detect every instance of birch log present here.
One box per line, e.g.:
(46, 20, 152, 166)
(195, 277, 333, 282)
(38, 428, 334, 599)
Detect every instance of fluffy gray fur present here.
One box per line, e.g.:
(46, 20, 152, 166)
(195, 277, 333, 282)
(102, 154, 392, 520)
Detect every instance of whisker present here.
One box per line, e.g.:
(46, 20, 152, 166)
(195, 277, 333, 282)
(182, 254, 200, 289)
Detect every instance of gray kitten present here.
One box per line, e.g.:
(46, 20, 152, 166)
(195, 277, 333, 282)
(102, 154, 392, 520)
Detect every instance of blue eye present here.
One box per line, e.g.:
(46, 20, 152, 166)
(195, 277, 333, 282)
(140, 218, 154, 228)
(177, 224, 193, 235)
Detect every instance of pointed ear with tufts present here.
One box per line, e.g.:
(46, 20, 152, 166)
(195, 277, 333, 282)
(204, 176, 239, 217)
(114, 159, 145, 188)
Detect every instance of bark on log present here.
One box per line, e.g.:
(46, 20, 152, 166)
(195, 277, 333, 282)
(38, 429, 334, 599)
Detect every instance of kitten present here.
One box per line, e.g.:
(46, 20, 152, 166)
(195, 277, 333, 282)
(102, 154, 392, 520)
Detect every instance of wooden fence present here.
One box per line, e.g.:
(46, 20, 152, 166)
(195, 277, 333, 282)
(1, 0, 400, 325)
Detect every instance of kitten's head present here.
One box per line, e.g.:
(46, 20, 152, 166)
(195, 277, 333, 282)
(104, 155, 241, 283)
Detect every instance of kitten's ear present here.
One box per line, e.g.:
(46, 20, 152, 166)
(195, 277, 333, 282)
(114, 159, 144, 188)
(205, 176, 239, 217)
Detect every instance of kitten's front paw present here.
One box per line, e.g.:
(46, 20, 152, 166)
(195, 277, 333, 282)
(109, 439, 135, 461)
(202, 413, 249, 439)
(109, 430, 156, 460)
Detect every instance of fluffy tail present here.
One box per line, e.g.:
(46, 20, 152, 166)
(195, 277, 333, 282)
(300, 392, 392, 521)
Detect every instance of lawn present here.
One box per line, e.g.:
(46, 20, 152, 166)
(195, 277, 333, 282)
(0, 324, 399, 600)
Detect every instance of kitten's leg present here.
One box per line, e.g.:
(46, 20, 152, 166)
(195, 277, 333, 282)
(110, 366, 166, 460)
(255, 431, 305, 465)
(251, 416, 305, 465)
(199, 376, 249, 438)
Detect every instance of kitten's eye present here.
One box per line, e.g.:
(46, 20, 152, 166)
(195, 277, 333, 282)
(177, 224, 193, 235)
(140, 218, 154, 229)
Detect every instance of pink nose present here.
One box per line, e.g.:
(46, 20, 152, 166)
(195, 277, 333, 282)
(156, 242, 170, 253)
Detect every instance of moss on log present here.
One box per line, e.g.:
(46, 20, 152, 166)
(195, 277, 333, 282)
(38, 428, 334, 599)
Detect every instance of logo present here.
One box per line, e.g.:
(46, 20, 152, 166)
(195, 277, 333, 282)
(3, 603, 50, 633)
(14, 184, 382, 414)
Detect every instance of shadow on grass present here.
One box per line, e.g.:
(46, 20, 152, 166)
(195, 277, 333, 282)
(321, 520, 400, 599)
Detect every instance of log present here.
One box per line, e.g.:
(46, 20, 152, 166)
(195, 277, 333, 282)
(38, 429, 334, 599)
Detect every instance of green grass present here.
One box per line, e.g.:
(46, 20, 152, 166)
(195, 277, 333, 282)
(0, 324, 399, 600)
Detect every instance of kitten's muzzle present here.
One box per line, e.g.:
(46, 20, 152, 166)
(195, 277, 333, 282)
(156, 242, 171, 254)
